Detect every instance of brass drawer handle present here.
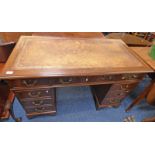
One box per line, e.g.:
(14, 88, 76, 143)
(34, 107, 45, 112)
(60, 78, 73, 84)
(32, 100, 44, 106)
(132, 74, 138, 78)
(121, 76, 126, 80)
(125, 90, 129, 93)
(28, 91, 41, 97)
(121, 84, 131, 93)
(22, 80, 37, 87)
(121, 85, 129, 89)
(111, 98, 121, 103)
(108, 76, 113, 80)
(85, 78, 89, 82)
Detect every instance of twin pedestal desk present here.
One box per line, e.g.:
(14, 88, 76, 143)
(1, 36, 153, 119)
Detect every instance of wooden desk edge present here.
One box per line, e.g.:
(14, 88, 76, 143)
(130, 47, 155, 72)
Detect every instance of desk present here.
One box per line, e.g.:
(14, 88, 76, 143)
(1, 36, 153, 118)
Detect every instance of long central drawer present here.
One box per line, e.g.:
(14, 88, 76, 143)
(9, 73, 144, 89)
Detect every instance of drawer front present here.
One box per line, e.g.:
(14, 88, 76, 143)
(21, 98, 55, 108)
(97, 74, 144, 81)
(58, 77, 81, 84)
(105, 90, 127, 99)
(25, 106, 56, 115)
(9, 78, 57, 89)
(100, 83, 138, 106)
(121, 83, 138, 91)
(108, 83, 138, 92)
(101, 91, 127, 105)
(101, 97, 123, 105)
(15, 88, 54, 100)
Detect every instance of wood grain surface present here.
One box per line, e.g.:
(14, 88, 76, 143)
(2, 36, 153, 79)
(33, 32, 104, 38)
(0, 32, 32, 43)
(130, 47, 155, 71)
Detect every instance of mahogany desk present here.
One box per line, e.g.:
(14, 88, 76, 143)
(1, 36, 153, 118)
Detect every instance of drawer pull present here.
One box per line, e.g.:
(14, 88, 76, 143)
(32, 100, 44, 106)
(111, 98, 121, 103)
(34, 107, 45, 112)
(121, 85, 129, 89)
(132, 74, 138, 78)
(121, 76, 126, 80)
(22, 80, 37, 87)
(125, 90, 129, 93)
(85, 78, 89, 82)
(28, 91, 41, 97)
(60, 78, 72, 84)
(108, 76, 113, 80)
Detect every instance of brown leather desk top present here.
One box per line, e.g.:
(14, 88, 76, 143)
(130, 47, 155, 71)
(1, 36, 153, 79)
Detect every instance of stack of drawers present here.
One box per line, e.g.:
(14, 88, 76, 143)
(90, 73, 145, 109)
(91, 82, 139, 109)
(9, 79, 56, 118)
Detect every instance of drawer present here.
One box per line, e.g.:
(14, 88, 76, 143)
(56, 75, 138, 85)
(110, 83, 138, 92)
(58, 77, 81, 84)
(118, 74, 144, 81)
(104, 90, 126, 99)
(9, 74, 143, 89)
(81, 74, 143, 83)
(101, 97, 123, 105)
(21, 98, 55, 108)
(121, 83, 138, 91)
(113, 74, 142, 81)
(58, 76, 98, 84)
(103, 83, 138, 98)
(14, 88, 55, 100)
(9, 78, 57, 89)
(25, 106, 56, 115)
